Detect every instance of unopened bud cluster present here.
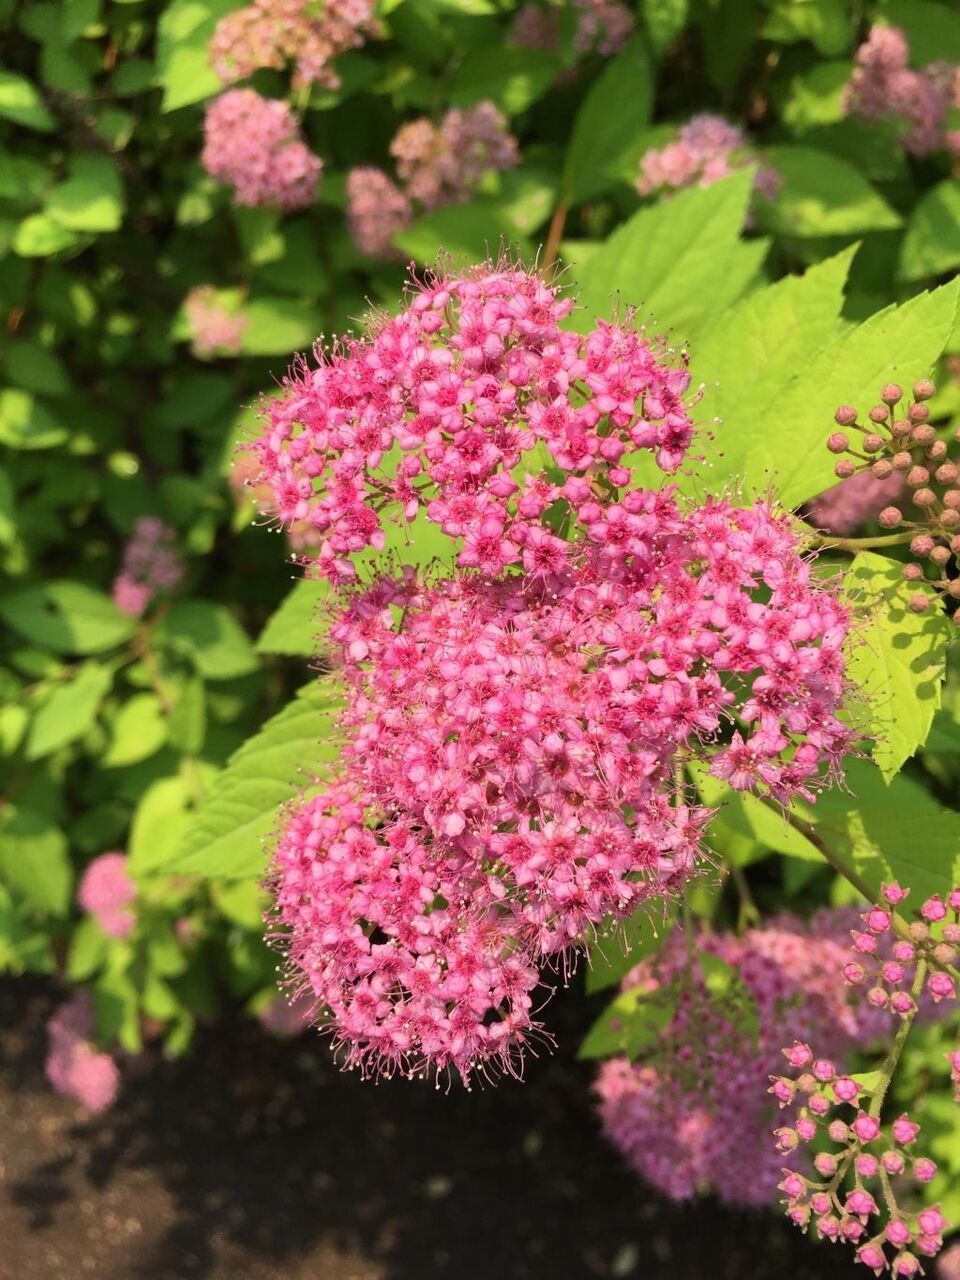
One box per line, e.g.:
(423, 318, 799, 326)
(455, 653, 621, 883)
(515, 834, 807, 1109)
(826, 380, 960, 611)
(772, 1043, 946, 1277)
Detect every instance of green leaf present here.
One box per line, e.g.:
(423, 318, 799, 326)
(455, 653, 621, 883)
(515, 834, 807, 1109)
(242, 296, 324, 357)
(586, 909, 675, 994)
(742, 278, 959, 508)
(103, 692, 168, 767)
(694, 764, 823, 862)
(156, 0, 236, 111)
(0, 72, 55, 130)
(761, 0, 851, 55)
(393, 199, 533, 265)
(696, 0, 756, 91)
(166, 679, 343, 879)
(67, 917, 110, 981)
(447, 45, 561, 114)
(561, 33, 653, 205)
(0, 467, 15, 545)
(755, 146, 900, 238)
(571, 171, 767, 340)
(0, 807, 72, 915)
(26, 662, 112, 759)
(883, 0, 960, 64)
(46, 154, 124, 233)
(0, 389, 68, 448)
(155, 600, 258, 680)
(642, 0, 689, 52)
(256, 578, 328, 656)
(779, 61, 852, 134)
(842, 553, 952, 782)
(168, 675, 206, 754)
(899, 181, 960, 283)
(578, 986, 673, 1060)
(12, 213, 82, 257)
(1, 340, 71, 396)
(812, 758, 960, 904)
(678, 246, 854, 494)
(128, 776, 195, 872)
(0, 581, 137, 654)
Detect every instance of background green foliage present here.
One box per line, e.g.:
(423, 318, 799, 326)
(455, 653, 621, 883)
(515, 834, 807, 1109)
(1, 0, 960, 1193)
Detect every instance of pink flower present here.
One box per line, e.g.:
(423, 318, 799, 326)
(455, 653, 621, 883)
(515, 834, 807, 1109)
(346, 167, 411, 260)
(184, 286, 247, 358)
(77, 853, 136, 939)
(46, 994, 120, 1115)
(202, 89, 322, 210)
(111, 516, 183, 617)
(636, 113, 781, 212)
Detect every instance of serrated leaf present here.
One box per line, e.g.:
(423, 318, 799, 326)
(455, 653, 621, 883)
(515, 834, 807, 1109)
(743, 278, 959, 508)
(26, 662, 112, 759)
(0, 580, 137, 654)
(571, 171, 767, 340)
(561, 34, 653, 205)
(842, 553, 952, 782)
(899, 181, 960, 283)
(756, 146, 900, 238)
(256, 578, 328, 656)
(163, 679, 343, 879)
(156, 600, 258, 680)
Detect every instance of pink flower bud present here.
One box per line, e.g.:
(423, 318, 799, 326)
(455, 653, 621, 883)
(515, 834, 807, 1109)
(811, 1192, 832, 1216)
(840, 1216, 865, 1242)
(845, 1190, 878, 1218)
(909, 403, 930, 424)
(834, 1076, 860, 1103)
(948, 888, 960, 912)
(865, 908, 891, 934)
(893, 941, 916, 963)
(882, 1150, 906, 1175)
(858, 1244, 887, 1273)
(913, 1157, 937, 1183)
(852, 1113, 880, 1142)
(796, 1116, 818, 1142)
(878, 506, 903, 528)
(817, 1215, 841, 1240)
(812, 1058, 836, 1082)
(781, 1172, 805, 1199)
(921, 894, 947, 922)
(909, 921, 930, 943)
(814, 1152, 838, 1177)
(928, 972, 955, 1002)
(775, 1127, 800, 1152)
(809, 1092, 831, 1117)
(913, 380, 935, 401)
(886, 1220, 912, 1248)
(783, 1041, 813, 1068)
(892, 1114, 920, 1145)
(855, 1153, 879, 1178)
(853, 931, 878, 954)
(890, 990, 917, 1016)
(835, 405, 858, 425)
(770, 1077, 795, 1105)
(911, 535, 935, 557)
(916, 1234, 941, 1258)
(867, 987, 889, 1009)
(843, 961, 866, 984)
(893, 1253, 920, 1277)
(869, 405, 889, 424)
(827, 432, 849, 453)
(918, 1207, 946, 1236)
(835, 460, 856, 479)
(863, 433, 885, 453)
(882, 961, 905, 985)
(828, 1119, 850, 1143)
(882, 383, 903, 405)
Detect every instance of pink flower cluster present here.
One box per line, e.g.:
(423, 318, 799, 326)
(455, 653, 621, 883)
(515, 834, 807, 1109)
(112, 517, 183, 618)
(510, 0, 634, 58)
(846, 25, 960, 162)
(637, 113, 782, 202)
(202, 89, 323, 211)
(346, 104, 517, 259)
(77, 853, 137, 939)
(247, 265, 695, 578)
(773, 1047, 945, 1276)
(184, 286, 247, 359)
(46, 993, 120, 1114)
(229, 450, 323, 555)
(595, 911, 889, 1205)
(209, 0, 378, 91)
(806, 469, 907, 538)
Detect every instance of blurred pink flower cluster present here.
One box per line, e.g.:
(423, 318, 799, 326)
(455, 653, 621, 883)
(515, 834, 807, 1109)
(210, 0, 379, 91)
(77, 853, 137, 939)
(806, 469, 907, 538)
(46, 993, 120, 1114)
(346, 103, 518, 259)
(510, 0, 634, 58)
(636, 113, 782, 202)
(184, 286, 247, 359)
(112, 516, 183, 618)
(846, 25, 960, 162)
(202, 89, 323, 211)
(595, 910, 889, 1205)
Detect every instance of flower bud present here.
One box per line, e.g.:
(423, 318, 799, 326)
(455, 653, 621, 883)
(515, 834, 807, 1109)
(814, 1151, 838, 1177)
(944, 489, 960, 509)
(886, 1220, 912, 1248)
(828, 1119, 849, 1143)
(911, 534, 934, 556)
(930, 545, 950, 566)
(835, 460, 855, 479)
(909, 403, 930, 423)
(911, 421, 935, 445)
(893, 1252, 920, 1277)
(913, 379, 935, 400)
(811, 1192, 832, 1216)
(926, 439, 947, 460)
(882, 961, 905, 984)
(893, 451, 913, 471)
(933, 941, 958, 964)
(872, 459, 894, 479)
(769, 1076, 795, 1105)
(845, 1190, 878, 1218)
(870, 405, 889, 424)
(834, 404, 858, 425)
(796, 1116, 817, 1142)
(946, 580, 960, 600)
(812, 1058, 835, 1082)
(882, 1149, 905, 1174)
(944, 922, 960, 942)
(840, 1216, 865, 1242)
(867, 986, 889, 1008)
(827, 432, 849, 453)
(913, 1157, 937, 1182)
(775, 1126, 800, 1152)
(921, 894, 947, 921)
(809, 1091, 831, 1116)
(863, 433, 885, 453)
(855, 1152, 879, 1178)
(892, 419, 913, 439)
(928, 972, 955, 1002)
(912, 487, 936, 507)
(902, 563, 923, 581)
(908, 594, 930, 614)
(817, 1215, 841, 1241)
(883, 882, 909, 904)
(783, 1041, 812, 1068)
(892, 1114, 920, 1145)
(833, 1076, 860, 1103)
(941, 509, 960, 529)
(882, 383, 903, 405)
(780, 1172, 805, 1199)
(917, 1207, 946, 1237)
(952, 534, 960, 553)
(878, 506, 902, 528)
(858, 1244, 886, 1274)
(890, 990, 917, 1015)
(865, 908, 891, 934)
(949, 888, 960, 911)
(843, 961, 866, 984)
(906, 466, 929, 487)
(851, 1112, 880, 1142)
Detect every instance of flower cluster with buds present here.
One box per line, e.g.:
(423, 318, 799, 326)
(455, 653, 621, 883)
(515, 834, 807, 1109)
(209, 0, 379, 92)
(636, 114, 782, 203)
(77, 853, 137, 939)
(346, 104, 518, 259)
(772, 1045, 946, 1276)
(112, 516, 183, 618)
(595, 911, 891, 1205)
(202, 89, 323, 211)
(846, 25, 960, 163)
(184, 286, 247, 359)
(806, 469, 907, 539)
(825, 380, 960, 612)
(510, 0, 634, 58)
(46, 994, 120, 1114)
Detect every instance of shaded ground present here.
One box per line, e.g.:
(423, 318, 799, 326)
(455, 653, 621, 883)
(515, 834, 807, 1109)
(0, 978, 860, 1280)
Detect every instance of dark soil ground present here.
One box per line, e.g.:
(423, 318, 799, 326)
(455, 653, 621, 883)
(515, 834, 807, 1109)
(0, 977, 862, 1280)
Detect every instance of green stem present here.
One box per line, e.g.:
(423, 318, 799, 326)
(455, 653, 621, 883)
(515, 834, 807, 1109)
(807, 531, 915, 552)
(868, 959, 926, 1119)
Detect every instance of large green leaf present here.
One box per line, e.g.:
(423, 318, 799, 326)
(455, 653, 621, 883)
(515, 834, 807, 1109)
(26, 662, 112, 760)
(899, 181, 960, 283)
(156, 0, 236, 112)
(163, 679, 344, 879)
(561, 34, 653, 205)
(884, 0, 960, 64)
(446, 45, 561, 114)
(570, 171, 767, 340)
(842, 553, 953, 782)
(0, 581, 137, 654)
(129, 776, 195, 873)
(242, 296, 325, 357)
(103, 692, 168, 767)
(0, 72, 55, 131)
(256, 578, 328, 657)
(742, 278, 959, 508)
(755, 146, 900, 238)
(393, 200, 533, 266)
(46, 154, 124, 233)
(761, 0, 852, 55)
(155, 600, 258, 680)
(0, 807, 72, 915)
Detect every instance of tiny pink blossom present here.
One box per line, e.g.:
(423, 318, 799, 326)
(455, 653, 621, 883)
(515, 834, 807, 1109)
(77, 853, 136, 939)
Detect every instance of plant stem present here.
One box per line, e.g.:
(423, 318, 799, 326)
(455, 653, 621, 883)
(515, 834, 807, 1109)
(542, 203, 569, 274)
(808, 531, 914, 552)
(868, 959, 926, 1119)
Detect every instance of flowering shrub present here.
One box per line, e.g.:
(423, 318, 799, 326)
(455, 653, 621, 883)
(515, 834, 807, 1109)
(2, 0, 960, 1267)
